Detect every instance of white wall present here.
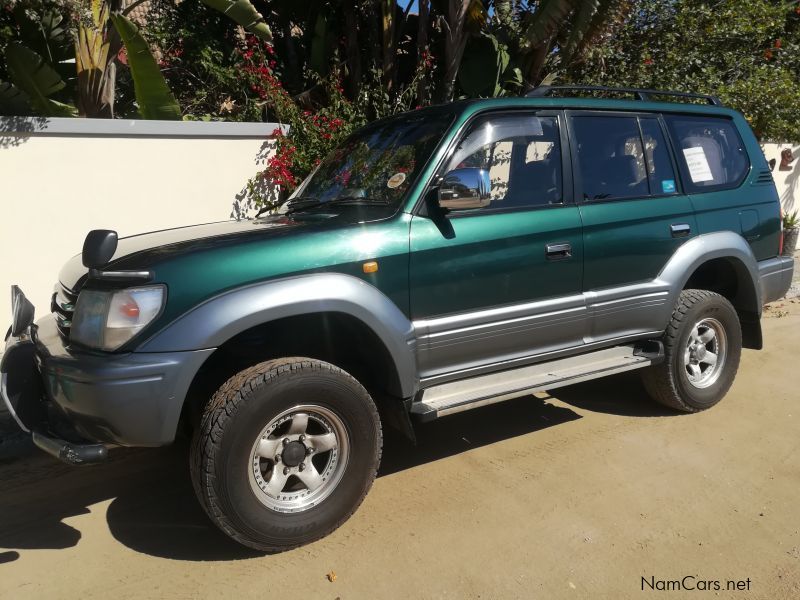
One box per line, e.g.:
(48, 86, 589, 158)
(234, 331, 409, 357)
(761, 142, 800, 215)
(0, 117, 281, 334)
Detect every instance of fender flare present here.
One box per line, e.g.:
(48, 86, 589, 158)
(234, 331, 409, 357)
(138, 273, 419, 398)
(657, 230, 761, 320)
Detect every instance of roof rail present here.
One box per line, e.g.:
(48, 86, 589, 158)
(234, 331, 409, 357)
(525, 85, 722, 106)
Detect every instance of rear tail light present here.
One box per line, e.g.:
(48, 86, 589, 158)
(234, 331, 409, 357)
(779, 207, 785, 255)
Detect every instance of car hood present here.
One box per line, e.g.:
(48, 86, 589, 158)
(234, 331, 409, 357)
(59, 208, 395, 291)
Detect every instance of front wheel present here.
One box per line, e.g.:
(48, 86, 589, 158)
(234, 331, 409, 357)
(641, 289, 742, 412)
(191, 358, 382, 552)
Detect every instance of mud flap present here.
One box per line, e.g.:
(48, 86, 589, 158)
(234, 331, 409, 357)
(375, 395, 416, 444)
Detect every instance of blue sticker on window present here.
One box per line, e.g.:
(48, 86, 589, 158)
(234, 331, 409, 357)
(662, 179, 676, 193)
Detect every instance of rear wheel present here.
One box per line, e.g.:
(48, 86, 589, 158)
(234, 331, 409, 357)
(191, 357, 382, 552)
(642, 289, 742, 412)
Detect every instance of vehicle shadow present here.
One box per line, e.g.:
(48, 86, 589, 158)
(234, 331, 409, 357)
(546, 371, 679, 418)
(0, 443, 260, 563)
(0, 381, 662, 563)
(379, 394, 581, 476)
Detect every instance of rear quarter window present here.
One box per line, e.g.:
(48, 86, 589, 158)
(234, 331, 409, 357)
(665, 115, 749, 193)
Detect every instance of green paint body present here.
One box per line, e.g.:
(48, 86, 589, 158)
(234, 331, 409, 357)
(83, 97, 777, 339)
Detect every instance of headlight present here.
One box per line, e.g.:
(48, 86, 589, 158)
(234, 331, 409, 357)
(71, 285, 166, 350)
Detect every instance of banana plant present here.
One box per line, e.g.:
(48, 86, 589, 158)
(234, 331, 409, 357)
(2, 0, 272, 120)
(458, 33, 510, 97)
(561, 0, 624, 63)
(111, 0, 271, 119)
(76, 0, 116, 118)
(0, 81, 33, 116)
(441, 0, 476, 102)
(110, 14, 181, 120)
(199, 0, 273, 42)
(3, 43, 76, 117)
(0, 7, 76, 117)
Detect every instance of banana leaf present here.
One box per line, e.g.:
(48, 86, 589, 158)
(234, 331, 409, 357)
(0, 81, 33, 115)
(309, 10, 333, 76)
(561, 0, 601, 61)
(200, 0, 273, 42)
(524, 0, 577, 48)
(458, 33, 509, 97)
(110, 14, 181, 120)
(4, 43, 76, 117)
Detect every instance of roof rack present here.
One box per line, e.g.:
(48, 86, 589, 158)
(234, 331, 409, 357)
(525, 85, 722, 106)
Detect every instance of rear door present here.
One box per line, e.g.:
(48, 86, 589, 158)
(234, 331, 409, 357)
(409, 110, 585, 382)
(568, 111, 697, 343)
(662, 114, 775, 259)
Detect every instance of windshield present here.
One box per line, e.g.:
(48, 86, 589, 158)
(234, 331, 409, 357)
(290, 110, 454, 211)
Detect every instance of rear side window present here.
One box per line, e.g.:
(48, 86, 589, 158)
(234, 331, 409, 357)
(571, 115, 649, 201)
(665, 115, 749, 192)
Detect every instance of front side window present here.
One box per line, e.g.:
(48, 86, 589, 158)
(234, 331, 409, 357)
(443, 113, 563, 211)
(665, 115, 749, 192)
(571, 115, 648, 201)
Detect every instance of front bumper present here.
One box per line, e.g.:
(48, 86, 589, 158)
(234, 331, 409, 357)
(2, 311, 214, 455)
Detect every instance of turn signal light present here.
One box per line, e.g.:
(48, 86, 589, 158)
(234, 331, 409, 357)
(120, 300, 140, 318)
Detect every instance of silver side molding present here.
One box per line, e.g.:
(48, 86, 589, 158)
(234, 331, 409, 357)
(411, 344, 660, 421)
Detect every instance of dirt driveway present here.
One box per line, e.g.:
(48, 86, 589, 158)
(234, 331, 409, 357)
(1, 302, 799, 600)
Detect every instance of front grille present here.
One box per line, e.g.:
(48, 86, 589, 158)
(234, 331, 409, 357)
(52, 284, 77, 339)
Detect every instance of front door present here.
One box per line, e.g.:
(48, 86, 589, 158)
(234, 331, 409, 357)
(409, 111, 585, 382)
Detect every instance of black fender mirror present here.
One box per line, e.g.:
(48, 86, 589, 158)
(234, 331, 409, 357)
(82, 229, 118, 269)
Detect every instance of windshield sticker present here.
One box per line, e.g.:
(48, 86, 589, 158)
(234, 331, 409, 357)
(682, 147, 714, 182)
(530, 117, 544, 136)
(661, 179, 676, 193)
(387, 172, 407, 189)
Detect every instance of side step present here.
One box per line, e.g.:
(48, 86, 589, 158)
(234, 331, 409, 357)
(411, 344, 661, 422)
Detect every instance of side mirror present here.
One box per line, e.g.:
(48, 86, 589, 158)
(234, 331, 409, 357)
(82, 229, 118, 269)
(438, 168, 492, 210)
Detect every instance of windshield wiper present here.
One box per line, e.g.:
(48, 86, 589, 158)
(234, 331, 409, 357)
(285, 196, 389, 214)
(330, 196, 390, 205)
(253, 196, 318, 218)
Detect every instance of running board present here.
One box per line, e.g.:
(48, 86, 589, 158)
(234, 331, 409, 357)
(411, 343, 662, 422)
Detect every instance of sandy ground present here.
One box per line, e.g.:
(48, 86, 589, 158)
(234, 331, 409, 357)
(1, 303, 799, 600)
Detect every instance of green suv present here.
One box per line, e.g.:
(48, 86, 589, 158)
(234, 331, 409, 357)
(2, 86, 794, 551)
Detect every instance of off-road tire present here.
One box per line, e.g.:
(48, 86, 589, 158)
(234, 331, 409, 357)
(190, 357, 382, 552)
(641, 289, 742, 412)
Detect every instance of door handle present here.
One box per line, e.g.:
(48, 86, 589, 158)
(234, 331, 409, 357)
(670, 223, 691, 238)
(545, 242, 572, 260)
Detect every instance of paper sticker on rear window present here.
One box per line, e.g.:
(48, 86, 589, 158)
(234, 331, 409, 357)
(682, 147, 714, 183)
